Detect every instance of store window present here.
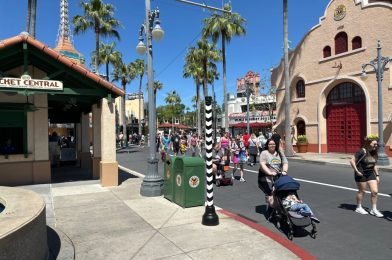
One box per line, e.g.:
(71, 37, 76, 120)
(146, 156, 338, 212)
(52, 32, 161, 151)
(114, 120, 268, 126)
(296, 80, 305, 98)
(323, 46, 331, 58)
(335, 32, 348, 55)
(0, 110, 27, 155)
(352, 36, 362, 50)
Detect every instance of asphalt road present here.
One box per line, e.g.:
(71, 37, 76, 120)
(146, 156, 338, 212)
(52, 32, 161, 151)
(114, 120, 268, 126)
(117, 146, 392, 260)
(213, 160, 392, 260)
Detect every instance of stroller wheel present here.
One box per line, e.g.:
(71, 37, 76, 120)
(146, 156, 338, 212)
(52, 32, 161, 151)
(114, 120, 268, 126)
(288, 232, 293, 241)
(215, 180, 221, 187)
(310, 231, 317, 239)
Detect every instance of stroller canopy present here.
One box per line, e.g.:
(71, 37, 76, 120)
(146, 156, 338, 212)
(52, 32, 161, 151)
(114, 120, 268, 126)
(275, 175, 300, 191)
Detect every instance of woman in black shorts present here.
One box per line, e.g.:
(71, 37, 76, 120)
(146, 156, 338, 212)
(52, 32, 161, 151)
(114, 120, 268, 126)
(350, 136, 383, 217)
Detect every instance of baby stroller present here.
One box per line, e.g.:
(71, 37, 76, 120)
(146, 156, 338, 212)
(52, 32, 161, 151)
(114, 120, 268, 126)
(271, 175, 317, 240)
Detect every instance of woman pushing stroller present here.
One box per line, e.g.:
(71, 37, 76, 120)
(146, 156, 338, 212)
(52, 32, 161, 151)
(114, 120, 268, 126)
(258, 138, 288, 208)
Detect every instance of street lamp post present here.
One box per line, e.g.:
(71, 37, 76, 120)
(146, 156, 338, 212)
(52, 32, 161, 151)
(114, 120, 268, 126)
(246, 81, 250, 134)
(361, 40, 391, 166)
(136, 0, 165, 196)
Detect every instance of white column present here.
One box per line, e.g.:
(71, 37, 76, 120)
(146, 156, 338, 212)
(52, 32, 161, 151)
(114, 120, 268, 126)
(100, 97, 118, 186)
(32, 94, 51, 183)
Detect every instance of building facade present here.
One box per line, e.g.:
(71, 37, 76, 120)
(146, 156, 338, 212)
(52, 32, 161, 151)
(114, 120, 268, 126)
(224, 71, 276, 136)
(272, 0, 392, 154)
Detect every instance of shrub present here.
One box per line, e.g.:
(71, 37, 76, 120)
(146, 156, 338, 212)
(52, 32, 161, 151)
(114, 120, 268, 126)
(297, 135, 308, 144)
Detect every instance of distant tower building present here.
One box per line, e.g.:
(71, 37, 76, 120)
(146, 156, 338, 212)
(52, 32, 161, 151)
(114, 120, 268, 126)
(236, 71, 261, 97)
(54, 0, 85, 64)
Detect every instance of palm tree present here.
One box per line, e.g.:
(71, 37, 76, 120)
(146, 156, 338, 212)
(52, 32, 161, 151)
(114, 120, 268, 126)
(203, 3, 246, 132)
(184, 47, 203, 137)
(153, 80, 163, 97)
(112, 59, 136, 145)
(283, 0, 293, 156)
(131, 59, 145, 135)
(26, 0, 37, 37)
(73, 0, 121, 73)
(195, 39, 221, 99)
(91, 42, 121, 81)
(165, 91, 181, 133)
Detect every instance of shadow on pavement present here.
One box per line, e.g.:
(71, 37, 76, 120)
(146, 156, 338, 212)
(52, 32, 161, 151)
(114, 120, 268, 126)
(255, 204, 269, 220)
(119, 169, 138, 184)
(338, 203, 357, 211)
(47, 226, 61, 260)
(382, 210, 392, 221)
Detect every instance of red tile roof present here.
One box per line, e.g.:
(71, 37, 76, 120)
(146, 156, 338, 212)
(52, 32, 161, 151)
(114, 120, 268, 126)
(0, 34, 124, 96)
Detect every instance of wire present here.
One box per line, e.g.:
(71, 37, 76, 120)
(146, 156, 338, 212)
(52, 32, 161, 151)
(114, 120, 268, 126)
(156, 30, 202, 77)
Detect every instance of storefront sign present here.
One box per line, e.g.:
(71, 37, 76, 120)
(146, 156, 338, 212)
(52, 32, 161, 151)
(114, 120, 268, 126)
(0, 75, 63, 91)
(334, 5, 346, 21)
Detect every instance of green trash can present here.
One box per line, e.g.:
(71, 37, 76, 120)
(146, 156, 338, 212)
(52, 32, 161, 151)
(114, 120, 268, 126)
(173, 157, 205, 208)
(163, 155, 176, 201)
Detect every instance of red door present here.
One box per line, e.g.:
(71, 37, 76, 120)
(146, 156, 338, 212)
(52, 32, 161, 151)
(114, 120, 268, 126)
(327, 104, 365, 153)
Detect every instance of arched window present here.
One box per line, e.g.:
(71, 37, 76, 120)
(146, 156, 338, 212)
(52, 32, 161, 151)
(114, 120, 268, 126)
(296, 80, 305, 98)
(323, 46, 331, 58)
(335, 32, 348, 55)
(352, 36, 362, 50)
(296, 120, 306, 136)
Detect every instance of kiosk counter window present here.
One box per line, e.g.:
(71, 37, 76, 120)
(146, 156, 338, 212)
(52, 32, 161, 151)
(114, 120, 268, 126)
(0, 110, 27, 156)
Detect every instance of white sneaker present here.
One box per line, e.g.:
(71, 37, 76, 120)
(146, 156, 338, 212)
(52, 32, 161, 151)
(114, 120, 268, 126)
(370, 209, 384, 218)
(231, 176, 235, 180)
(355, 207, 368, 215)
(240, 177, 246, 182)
(216, 175, 222, 180)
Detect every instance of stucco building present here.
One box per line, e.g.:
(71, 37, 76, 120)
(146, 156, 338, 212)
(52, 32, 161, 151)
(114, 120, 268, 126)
(225, 71, 276, 135)
(272, 0, 392, 154)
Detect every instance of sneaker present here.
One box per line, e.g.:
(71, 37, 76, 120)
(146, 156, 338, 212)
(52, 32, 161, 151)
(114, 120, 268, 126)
(231, 175, 235, 180)
(240, 177, 246, 182)
(310, 215, 320, 223)
(216, 175, 222, 180)
(355, 207, 368, 215)
(370, 209, 384, 218)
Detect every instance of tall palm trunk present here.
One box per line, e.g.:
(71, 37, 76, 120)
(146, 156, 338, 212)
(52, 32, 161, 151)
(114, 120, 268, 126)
(196, 78, 201, 137)
(26, 0, 31, 34)
(283, 0, 293, 156)
(122, 82, 127, 146)
(222, 34, 228, 133)
(138, 76, 142, 135)
(105, 62, 109, 81)
(95, 28, 100, 73)
(31, 0, 37, 38)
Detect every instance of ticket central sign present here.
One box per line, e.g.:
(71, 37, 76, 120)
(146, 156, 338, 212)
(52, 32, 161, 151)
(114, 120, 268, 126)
(0, 75, 63, 91)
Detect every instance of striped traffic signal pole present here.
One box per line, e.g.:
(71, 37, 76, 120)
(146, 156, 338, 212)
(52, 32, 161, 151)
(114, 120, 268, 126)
(202, 96, 219, 226)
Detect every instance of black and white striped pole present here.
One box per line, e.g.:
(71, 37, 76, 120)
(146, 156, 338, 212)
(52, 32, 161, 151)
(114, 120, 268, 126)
(202, 96, 219, 226)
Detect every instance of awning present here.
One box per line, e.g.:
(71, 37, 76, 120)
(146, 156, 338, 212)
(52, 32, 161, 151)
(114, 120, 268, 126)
(230, 122, 272, 128)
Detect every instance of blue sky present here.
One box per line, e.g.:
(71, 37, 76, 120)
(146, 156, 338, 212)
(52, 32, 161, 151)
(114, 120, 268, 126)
(0, 0, 330, 108)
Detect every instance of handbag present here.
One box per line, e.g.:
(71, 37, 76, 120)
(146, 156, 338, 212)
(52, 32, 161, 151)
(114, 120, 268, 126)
(249, 145, 258, 155)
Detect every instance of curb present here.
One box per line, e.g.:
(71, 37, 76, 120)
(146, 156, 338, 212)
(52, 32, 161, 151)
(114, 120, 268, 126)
(219, 209, 317, 260)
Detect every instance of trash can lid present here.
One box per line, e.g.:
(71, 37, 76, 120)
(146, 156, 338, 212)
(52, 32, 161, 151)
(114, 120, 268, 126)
(174, 156, 205, 167)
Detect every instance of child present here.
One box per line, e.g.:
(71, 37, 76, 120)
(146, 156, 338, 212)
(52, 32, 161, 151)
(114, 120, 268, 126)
(232, 138, 246, 182)
(282, 192, 320, 223)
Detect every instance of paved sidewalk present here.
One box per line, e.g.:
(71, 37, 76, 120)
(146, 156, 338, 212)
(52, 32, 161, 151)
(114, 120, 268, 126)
(21, 177, 307, 260)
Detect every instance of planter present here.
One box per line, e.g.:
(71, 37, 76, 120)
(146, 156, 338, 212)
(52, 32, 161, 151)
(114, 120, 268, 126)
(296, 143, 308, 153)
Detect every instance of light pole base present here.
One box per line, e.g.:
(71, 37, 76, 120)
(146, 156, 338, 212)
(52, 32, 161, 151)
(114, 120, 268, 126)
(377, 153, 390, 166)
(202, 205, 219, 226)
(140, 158, 163, 197)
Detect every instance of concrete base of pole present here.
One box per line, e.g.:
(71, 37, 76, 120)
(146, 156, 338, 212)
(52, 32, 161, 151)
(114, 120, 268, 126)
(140, 158, 163, 196)
(377, 150, 390, 166)
(202, 205, 219, 226)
